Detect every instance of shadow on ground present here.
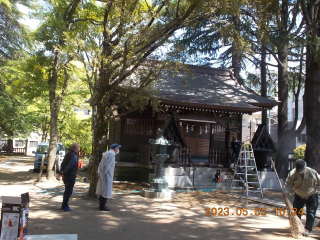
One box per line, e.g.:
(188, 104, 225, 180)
(1, 156, 319, 240)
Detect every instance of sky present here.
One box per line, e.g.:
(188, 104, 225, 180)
(17, 3, 40, 30)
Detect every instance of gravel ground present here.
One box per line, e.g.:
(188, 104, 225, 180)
(0, 155, 320, 240)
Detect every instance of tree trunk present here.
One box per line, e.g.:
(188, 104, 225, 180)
(232, 48, 241, 82)
(42, 118, 48, 142)
(304, 66, 320, 171)
(275, 0, 291, 178)
(276, 45, 290, 178)
(87, 100, 109, 198)
(47, 105, 59, 180)
(46, 47, 61, 180)
(231, 15, 241, 83)
(7, 138, 13, 153)
(261, 44, 268, 124)
(24, 139, 28, 156)
(305, 38, 320, 171)
(299, 1, 320, 172)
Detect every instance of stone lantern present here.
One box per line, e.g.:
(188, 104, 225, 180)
(251, 123, 276, 171)
(141, 135, 175, 199)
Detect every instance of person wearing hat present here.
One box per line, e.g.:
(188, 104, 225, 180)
(96, 143, 121, 211)
(284, 159, 320, 236)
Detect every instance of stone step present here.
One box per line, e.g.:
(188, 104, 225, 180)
(157, 166, 283, 190)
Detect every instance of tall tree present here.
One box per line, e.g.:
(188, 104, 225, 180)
(0, 0, 32, 64)
(171, 0, 250, 79)
(270, 0, 306, 177)
(170, 0, 307, 177)
(31, 0, 85, 180)
(0, 0, 34, 151)
(300, 0, 320, 171)
(81, 0, 202, 197)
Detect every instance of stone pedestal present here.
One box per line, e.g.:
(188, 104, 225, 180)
(148, 165, 193, 189)
(141, 152, 176, 199)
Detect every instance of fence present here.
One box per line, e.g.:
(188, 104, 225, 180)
(209, 148, 230, 166)
(0, 148, 25, 155)
(138, 145, 191, 165)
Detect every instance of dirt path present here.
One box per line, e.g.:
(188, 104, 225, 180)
(0, 156, 319, 240)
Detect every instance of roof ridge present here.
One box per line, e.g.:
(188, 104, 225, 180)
(185, 64, 233, 76)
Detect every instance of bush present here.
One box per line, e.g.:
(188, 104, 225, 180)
(294, 144, 306, 159)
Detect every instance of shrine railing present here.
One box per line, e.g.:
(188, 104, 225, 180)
(176, 147, 191, 164)
(138, 145, 191, 165)
(209, 148, 231, 166)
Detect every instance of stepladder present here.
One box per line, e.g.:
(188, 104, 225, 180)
(229, 142, 263, 197)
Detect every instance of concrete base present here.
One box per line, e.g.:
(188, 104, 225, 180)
(163, 166, 184, 176)
(141, 190, 175, 199)
(149, 173, 192, 187)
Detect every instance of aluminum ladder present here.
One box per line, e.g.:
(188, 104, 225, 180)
(229, 142, 263, 197)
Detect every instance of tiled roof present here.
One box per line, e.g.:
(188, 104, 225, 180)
(157, 65, 279, 113)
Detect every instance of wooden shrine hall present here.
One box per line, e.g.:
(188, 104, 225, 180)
(107, 64, 279, 171)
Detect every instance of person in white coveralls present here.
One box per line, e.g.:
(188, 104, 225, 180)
(96, 143, 121, 211)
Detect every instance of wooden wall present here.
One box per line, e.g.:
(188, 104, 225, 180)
(113, 106, 157, 162)
(110, 107, 243, 163)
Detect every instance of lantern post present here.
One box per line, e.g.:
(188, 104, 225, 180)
(141, 135, 175, 199)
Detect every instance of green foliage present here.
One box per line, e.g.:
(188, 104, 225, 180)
(0, 57, 41, 138)
(0, 0, 36, 138)
(0, 84, 36, 138)
(93, 0, 201, 121)
(294, 144, 306, 160)
(242, 71, 278, 99)
(60, 112, 92, 156)
(0, 0, 33, 64)
(168, 0, 256, 67)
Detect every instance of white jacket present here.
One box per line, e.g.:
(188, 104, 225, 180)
(95, 150, 116, 198)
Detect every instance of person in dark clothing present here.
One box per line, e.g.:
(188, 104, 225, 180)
(231, 136, 241, 164)
(213, 170, 221, 189)
(214, 170, 220, 182)
(59, 142, 80, 212)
